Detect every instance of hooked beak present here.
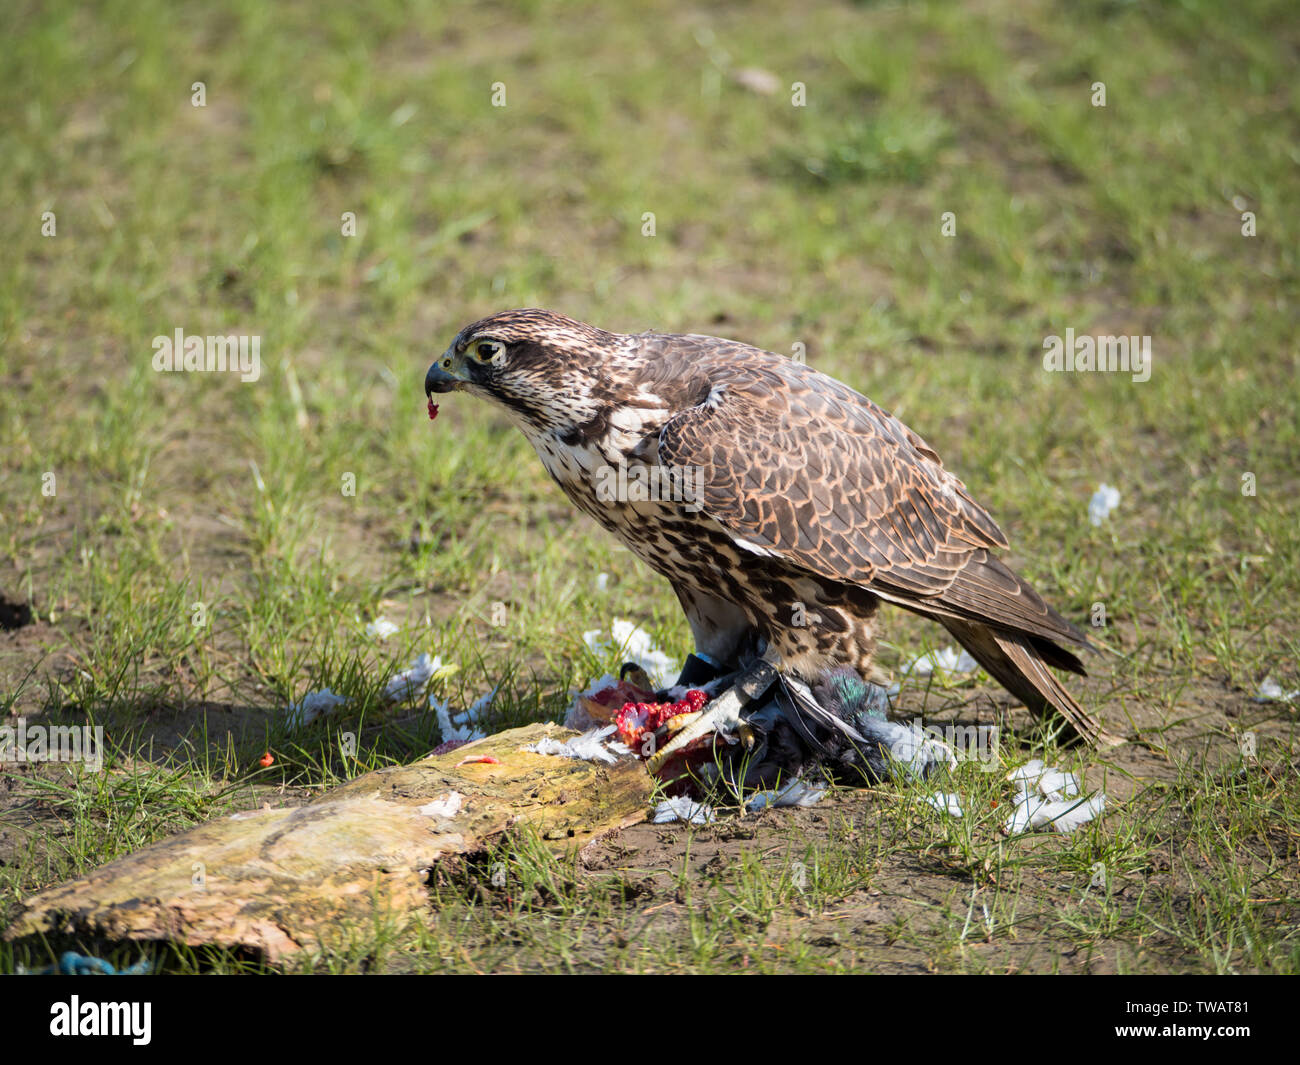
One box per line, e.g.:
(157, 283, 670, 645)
(425, 348, 464, 395)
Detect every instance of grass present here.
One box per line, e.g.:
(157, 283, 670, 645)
(0, 0, 1297, 973)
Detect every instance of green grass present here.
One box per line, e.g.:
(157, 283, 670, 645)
(0, 0, 1297, 973)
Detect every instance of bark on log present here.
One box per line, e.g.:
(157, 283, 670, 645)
(4, 724, 651, 962)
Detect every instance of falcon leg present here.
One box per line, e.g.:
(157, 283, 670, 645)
(671, 584, 755, 674)
(674, 652, 728, 689)
(664, 635, 769, 697)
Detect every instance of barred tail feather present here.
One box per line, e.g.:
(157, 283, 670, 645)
(940, 618, 1123, 748)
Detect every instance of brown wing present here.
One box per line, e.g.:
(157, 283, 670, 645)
(645, 337, 1121, 745)
(648, 337, 1088, 653)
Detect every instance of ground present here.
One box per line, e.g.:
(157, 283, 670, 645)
(0, 0, 1297, 973)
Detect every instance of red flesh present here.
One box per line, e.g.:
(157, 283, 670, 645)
(615, 689, 709, 748)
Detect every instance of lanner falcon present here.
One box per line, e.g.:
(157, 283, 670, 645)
(426, 309, 1119, 747)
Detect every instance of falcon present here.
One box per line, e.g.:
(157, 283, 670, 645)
(426, 309, 1119, 747)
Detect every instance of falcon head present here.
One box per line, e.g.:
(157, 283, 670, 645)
(425, 309, 623, 436)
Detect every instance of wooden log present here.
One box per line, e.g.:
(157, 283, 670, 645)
(4, 723, 652, 963)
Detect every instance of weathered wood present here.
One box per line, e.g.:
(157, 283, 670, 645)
(4, 724, 651, 962)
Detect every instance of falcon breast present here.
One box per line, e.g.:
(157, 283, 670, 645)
(425, 309, 1118, 747)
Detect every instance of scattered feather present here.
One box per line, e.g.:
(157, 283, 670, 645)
(285, 688, 348, 730)
(869, 718, 958, 776)
(468, 688, 497, 716)
(431, 690, 489, 746)
(902, 645, 978, 678)
(1254, 677, 1299, 702)
(1005, 791, 1105, 834)
(1035, 768, 1080, 799)
(921, 792, 964, 817)
(382, 653, 440, 703)
(1088, 483, 1121, 526)
(1006, 760, 1080, 800)
(1006, 759, 1045, 783)
(419, 792, 463, 818)
(652, 797, 715, 825)
(364, 617, 400, 640)
(524, 724, 630, 765)
(583, 619, 679, 689)
(746, 779, 828, 812)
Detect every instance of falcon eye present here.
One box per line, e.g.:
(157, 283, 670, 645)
(473, 339, 504, 362)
